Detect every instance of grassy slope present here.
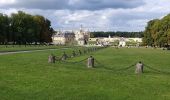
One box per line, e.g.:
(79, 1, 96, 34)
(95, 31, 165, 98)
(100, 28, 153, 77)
(0, 47, 170, 100)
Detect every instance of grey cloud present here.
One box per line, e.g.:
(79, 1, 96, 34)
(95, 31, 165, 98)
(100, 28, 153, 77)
(1, 0, 170, 32)
(0, 0, 145, 10)
(74, 0, 145, 10)
(14, 0, 68, 10)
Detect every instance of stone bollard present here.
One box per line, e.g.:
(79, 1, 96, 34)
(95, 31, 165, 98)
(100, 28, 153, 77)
(87, 56, 94, 68)
(48, 54, 56, 63)
(135, 61, 143, 74)
(48, 54, 53, 63)
(62, 52, 68, 61)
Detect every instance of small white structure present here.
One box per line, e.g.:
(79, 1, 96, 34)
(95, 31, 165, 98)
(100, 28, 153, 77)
(119, 37, 126, 47)
(88, 36, 142, 47)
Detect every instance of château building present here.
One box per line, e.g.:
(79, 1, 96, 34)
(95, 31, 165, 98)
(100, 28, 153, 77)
(52, 26, 90, 45)
(52, 31, 75, 45)
(75, 26, 90, 45)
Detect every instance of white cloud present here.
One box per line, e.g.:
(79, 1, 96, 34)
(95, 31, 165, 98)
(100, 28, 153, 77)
(0, 0, 170, 31)
(0, 0, 15, 5)
(0, 8, 18, 15)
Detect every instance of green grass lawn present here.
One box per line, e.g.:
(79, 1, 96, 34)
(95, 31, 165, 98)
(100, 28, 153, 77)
(0, 47, 170, 100)
(0, 45, 72, 52)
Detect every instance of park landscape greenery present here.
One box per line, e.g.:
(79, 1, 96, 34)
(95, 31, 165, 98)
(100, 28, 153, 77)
(0, 11, 54, 45)
(143, 14, 170, 47)
(0, 46, 170, 100)
(1, 10, 170, 100)
(0, 45, 69, 52)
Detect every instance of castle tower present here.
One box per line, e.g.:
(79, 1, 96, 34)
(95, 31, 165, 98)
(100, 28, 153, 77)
(75, 25, 90, 46)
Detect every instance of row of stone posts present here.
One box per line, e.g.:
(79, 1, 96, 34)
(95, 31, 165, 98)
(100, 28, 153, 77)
(48, 47, 107, 63)
(48, 53, 144, 73)
(48, 52, 144, 73)
(48, 46, 109, 68)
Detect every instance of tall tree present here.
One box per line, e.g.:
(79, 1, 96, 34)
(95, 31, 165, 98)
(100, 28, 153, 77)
(0, 13, 10, 44)
(143, 13, 170, 47)
(33, 15, 54, 44)
(9, 11, 54, 45)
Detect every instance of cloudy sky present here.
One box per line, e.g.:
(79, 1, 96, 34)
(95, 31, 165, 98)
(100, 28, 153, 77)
(0, 0, 170, 31)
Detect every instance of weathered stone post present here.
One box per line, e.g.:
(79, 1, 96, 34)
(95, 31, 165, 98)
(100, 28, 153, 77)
(135, 61, 144, 74)
(87, 56, 94, 68)
(48, 54, 53, 63)
(48, 54, 56, 63)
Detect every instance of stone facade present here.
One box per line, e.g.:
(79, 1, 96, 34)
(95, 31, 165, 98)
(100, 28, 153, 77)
(75, 27, 90, 45)
(52, 26, 90, 45)
(119, 37, 126, 47)
(52, 31, 75, 45)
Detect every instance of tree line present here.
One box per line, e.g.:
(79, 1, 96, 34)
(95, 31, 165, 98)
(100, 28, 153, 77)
(0, 11, 54, 45)
(90, 31, 143, 38)
(143, 14, 170, 47)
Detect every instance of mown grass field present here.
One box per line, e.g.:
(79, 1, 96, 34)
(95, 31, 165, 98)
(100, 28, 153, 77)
(0, 45, 71, 52)
(0, 47, 170, 100)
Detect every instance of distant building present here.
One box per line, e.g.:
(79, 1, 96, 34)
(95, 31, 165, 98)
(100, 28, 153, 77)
(88, 36, 142, 47)
(52, 25, 90, 45)
(52, 31, 75, 45)
(119, 37, 126, 47)
(75, 26, 90, 45)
